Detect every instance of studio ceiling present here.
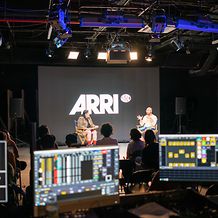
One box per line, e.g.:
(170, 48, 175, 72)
(0, 0, 218, 71)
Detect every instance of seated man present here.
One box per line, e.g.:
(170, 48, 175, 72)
(137, 106, 157, 133)
(77, 110, 98, 145)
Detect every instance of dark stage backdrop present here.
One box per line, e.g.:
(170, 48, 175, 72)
(38, 66, 160, 143)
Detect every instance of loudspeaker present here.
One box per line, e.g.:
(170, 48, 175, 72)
(175, 97, 186, 115)
(10, 98, 24, 118)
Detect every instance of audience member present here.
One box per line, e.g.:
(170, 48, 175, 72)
(65, 133, 79, 147)
(96, 123, 118, 145)
(40, 134, 57, 150)
(142, 129, 159, 170)
(36, 125, 58, 150)
(2, 130, 27, 171)
(126, 128, 145, 160)
(36, 125, 50, 150)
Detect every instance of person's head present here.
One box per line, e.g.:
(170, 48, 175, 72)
(0, 131, 7, 140)
(144, 129, 156, 145)
(65, 133, 78, 146)
(101, 123, 113, 137)
(40, 135, 56, 150)
(146, 107, 153, 115)
(83, 110, 90, 119)
(0, 129, 10, 141)
(130, 128, 141, 141)
(38, 125, 50, 139)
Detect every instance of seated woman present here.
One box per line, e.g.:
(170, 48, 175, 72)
(96, 123, 118, 145)
(77, 110, 98, 145)
(126, 128, 145, 160)
(142, 130, 159, 171)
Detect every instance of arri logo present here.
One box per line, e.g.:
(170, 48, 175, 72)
(69, 94, 131, 115)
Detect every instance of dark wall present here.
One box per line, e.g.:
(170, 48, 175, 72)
(160, 68, 218, 133)
(0, 64, 38, 140)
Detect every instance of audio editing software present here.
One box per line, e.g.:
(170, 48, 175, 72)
(34, 146, 119, 206)
(159, 135, 218, 182)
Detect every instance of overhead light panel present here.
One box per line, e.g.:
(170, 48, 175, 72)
(97, 52, 107, 60)
(130, 52, 138, 60)
(68, 51, 79, 59)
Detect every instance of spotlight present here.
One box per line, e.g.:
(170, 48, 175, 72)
(46, 48, 54, 58)
(54, 36, 68, 48)
(145, 44, 153, 62)
(145, 56, 152, 62)
(130, 52, 138, 61)
(84, 47, 91, 59)
(97, 52, 107, 60)
(68, 51, 79, 59)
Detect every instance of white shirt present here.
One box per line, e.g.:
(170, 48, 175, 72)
(140, 114, 157, 129)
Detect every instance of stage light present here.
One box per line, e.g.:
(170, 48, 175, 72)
(97, 52, 107, 60)
(151, 9, 167, 36)
(145, 44, 153, 62)
(84, 47, 91, 59)
(46, 47, 54, 58)
(145, 56, 152, 62)
(68, 51, 79, 59)
(130, 52, 138, 61)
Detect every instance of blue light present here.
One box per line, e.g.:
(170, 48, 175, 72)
(177, 19, 218, 33)
(151, 15, 167, 33)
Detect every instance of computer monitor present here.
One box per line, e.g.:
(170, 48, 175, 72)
(159, 134, 218, 182)
(33, 145, 119, 217)
(0, 141, 7, 203)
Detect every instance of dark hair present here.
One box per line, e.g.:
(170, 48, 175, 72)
(65, 133, 77, 146)
(82, 110, 89, 116)
(0, 131, 7, 140)
(144, 129, 156, 145)
(40, 135, 56, 150)
(101, 123, 113, 137)
(38, 125, 49, 138)
(130, 128, 141, 141)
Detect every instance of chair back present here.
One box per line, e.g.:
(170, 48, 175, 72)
(119, 160, 134, 183)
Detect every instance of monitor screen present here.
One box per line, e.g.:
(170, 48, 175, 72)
(0, 141, 7, 203)
(159, 134, 218, 182)
(33, 145, 119, 216)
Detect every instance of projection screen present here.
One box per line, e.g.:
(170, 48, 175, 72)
(38, 66, 159, 143)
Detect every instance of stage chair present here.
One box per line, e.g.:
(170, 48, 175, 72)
(74, 120, 87, 145)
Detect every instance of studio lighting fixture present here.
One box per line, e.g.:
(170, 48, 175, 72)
(49, 0, 72, 48)
(145, 55, 152, 62)
(68, 51, 79, 59)
(46, 47, 54, 58)
(145, 44, 153, 62)
(151, 8, 167, 36)
(97, 52, 107, 60)
(130, 52, 138, 61)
